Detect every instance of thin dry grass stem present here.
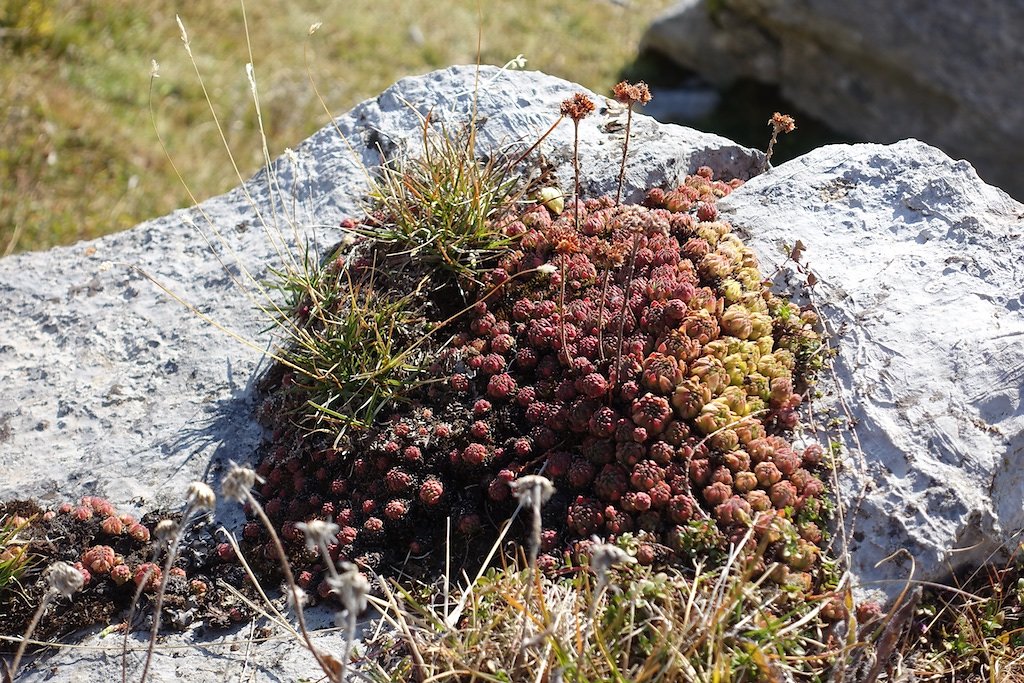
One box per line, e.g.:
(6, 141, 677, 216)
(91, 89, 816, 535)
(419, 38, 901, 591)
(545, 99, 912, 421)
(367, 569, 428, 682)
(217, 579, 293, 635)
(296, 519, 370, 683)
(147, 59, 312, 361)
(2, 222, 24, 258)
(173, 14, 301, 287)
(156, 8, 403, 420)
(129, 265, 299, 370)
(246, 493, 339, 680)
(217, 463, 340, 682)
(121, 548, 164, 683)
(237, 618, 257, 683)
(138, 483, 215, 683)
(4, 562, 83, 683)
(237, 0, 299, 253)
(301, 28, 374, 191)
(175, 13, 288, 261)
(446, 500, 525, 629)
(510, 115, 564, 168)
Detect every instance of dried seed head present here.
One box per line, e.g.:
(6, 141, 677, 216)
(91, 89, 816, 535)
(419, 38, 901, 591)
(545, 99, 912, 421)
(47, 561, 85, 598)
(286, 585, 308, 613)
(612, 80, 652, 106)
(769, 112, 796, 134)
(186, 482, 216, 511)
(296, 519, 341, 554)
(588, 537, 637, 577)
(560, 92, 595, 122)
(222, 463, 259, 503)
(329, 561, 370, 616)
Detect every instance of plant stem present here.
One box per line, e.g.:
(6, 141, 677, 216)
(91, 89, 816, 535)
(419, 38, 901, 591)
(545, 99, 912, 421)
(6, 589, 55, 681)
(559, 120, 582, 363)
(246, 492, 337, 682)
(595, 268, 611, 363)
(139, 507, 199, 683)
(764, 129, 779, 171)
(511, 116, 564, 168)
(611, 230, 641, 394)
(615, 106, 633, 206)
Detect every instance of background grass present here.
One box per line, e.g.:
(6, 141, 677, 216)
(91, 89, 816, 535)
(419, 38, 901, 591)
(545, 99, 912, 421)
(1, 0, 673, 254)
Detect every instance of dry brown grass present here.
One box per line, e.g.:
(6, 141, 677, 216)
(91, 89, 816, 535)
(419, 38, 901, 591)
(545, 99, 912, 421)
(1, 0, 672, 254)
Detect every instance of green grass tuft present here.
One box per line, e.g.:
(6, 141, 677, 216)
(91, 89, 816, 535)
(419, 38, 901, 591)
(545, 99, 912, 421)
(364, 119, 523, 282)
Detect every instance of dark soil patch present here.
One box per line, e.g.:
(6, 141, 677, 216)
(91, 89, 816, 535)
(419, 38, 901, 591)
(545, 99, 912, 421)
(0, 499, 265, 655)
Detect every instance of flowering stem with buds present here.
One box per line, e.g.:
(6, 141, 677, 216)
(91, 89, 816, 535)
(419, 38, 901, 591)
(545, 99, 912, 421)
(764, 112, 796, 171)
(557, 94, 594, 363)
(612, 81, 652, 205)
(615, 103, 634, 206)
(611, 229, 641, 394)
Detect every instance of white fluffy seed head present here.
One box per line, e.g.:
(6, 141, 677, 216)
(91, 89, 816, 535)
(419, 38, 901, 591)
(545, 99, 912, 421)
(296, 519, 340, 554)
(186, 482, 216, 511)
(329, 562, 370, 616)
(510, 475, 555, 508)
(155, 519, 179, 543)
(221, 463, 259, 503)
(286, 585, 308, 613)
(588, 536, 636, 578)
(47, 561, 85, 598)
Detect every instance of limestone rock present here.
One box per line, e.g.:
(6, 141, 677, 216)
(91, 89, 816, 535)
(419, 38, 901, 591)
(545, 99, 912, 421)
(722, 139, 1024, 602)
(4, 63, 1021, 679)
(0, 65, 762, 680)
(642, 0, 1024, 200)
(0, 65, 762, 512)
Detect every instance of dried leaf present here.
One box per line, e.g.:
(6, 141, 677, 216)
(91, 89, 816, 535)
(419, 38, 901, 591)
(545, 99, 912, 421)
(790, 239, 806, 262)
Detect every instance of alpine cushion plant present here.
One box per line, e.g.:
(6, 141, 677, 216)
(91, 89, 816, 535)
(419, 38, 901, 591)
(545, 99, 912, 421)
(250, 97, 830, 601)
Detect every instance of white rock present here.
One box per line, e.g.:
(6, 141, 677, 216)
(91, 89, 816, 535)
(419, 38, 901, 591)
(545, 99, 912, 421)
(0, 65, 762, 680)
(722, 139, 1024, 602)
(5, 64, 1020, 677)
(0, 65, 761, 512)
